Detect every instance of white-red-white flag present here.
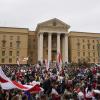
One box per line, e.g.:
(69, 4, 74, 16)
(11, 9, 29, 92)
(0, 67, 43, 92)
(57, 52, 62, 71)
(45, 59, 49, 71)
(16, 56, 20, 66)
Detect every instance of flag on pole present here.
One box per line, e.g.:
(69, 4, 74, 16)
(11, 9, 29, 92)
(16, 56, 20, 66)
(57, 52, 62, 71)
(45, 59, 49, 71)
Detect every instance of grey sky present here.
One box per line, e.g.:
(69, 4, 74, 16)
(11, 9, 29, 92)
(0, 0, 100, 33)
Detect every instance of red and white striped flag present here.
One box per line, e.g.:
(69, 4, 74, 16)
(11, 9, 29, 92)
(0, 67, 43, 92)
(45, 59, 49, 71)
(16, 56, 20, 66)
(57, 52, 62, 71)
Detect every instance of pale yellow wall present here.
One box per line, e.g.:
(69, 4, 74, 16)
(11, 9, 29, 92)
(0, 28, 28, 64)
(28, 31, 37, 64)
(1, 23, 100, 65)
(0, 27, 28, 33)
(69, 31, 100, 63)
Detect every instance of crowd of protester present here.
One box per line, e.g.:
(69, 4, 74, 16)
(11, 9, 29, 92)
(0, 62, 100, 100)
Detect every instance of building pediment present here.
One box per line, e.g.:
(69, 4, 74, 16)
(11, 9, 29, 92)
(36, 18, 70, 33)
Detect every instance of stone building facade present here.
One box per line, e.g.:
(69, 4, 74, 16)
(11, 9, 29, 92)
(69, 31, 100, 64)
(0, 18, 100, 64)
(0, 27, 28, 64)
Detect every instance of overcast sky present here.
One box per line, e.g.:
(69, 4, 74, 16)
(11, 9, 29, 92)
(0, 0, 100, 33)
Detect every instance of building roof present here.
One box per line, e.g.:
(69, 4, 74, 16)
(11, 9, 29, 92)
(69, 31, 100, 38)
(0, 27, 29, 33)
(36, 18, 70, 32)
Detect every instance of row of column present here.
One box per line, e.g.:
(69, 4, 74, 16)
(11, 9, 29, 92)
(38, 33, 68, 62)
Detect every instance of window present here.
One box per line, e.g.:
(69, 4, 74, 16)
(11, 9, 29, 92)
(78, 58, 80, 62)
(16, 41, 20, 48)
(83, 45, 85, 49)
(87, 44, 90, 49)
(2, 51, 5, 56)
(88, 40, 90, 43)
(9, 58, 12, 63)
(16, 36, 20, 48)
(9, 51, 12, 56)
(2, 40, 6, 47)
(1, 58, 5, 63)
(10, 42, 13, 47)
(83, 52, 85, 56)
(77, 42, 80, 49)
(93, 40, 95, 43)
(16, 51, 19, 56)
(83, 39, 85, 42)
(93, 45, 95, 49)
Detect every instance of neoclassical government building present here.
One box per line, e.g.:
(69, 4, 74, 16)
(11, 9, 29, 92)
(0, 18, 100, 64)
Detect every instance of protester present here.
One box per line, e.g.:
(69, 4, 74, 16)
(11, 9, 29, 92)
(0, 62, 100, 100)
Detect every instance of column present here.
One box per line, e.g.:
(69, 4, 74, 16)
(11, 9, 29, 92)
(62, 35, 65, 62)
(38, 35, 40, 61)
(64, 34, 68, 62)
(39, 33, 43, 62)
(48, 33, 52, 61)
(57, 34, 60, 53)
